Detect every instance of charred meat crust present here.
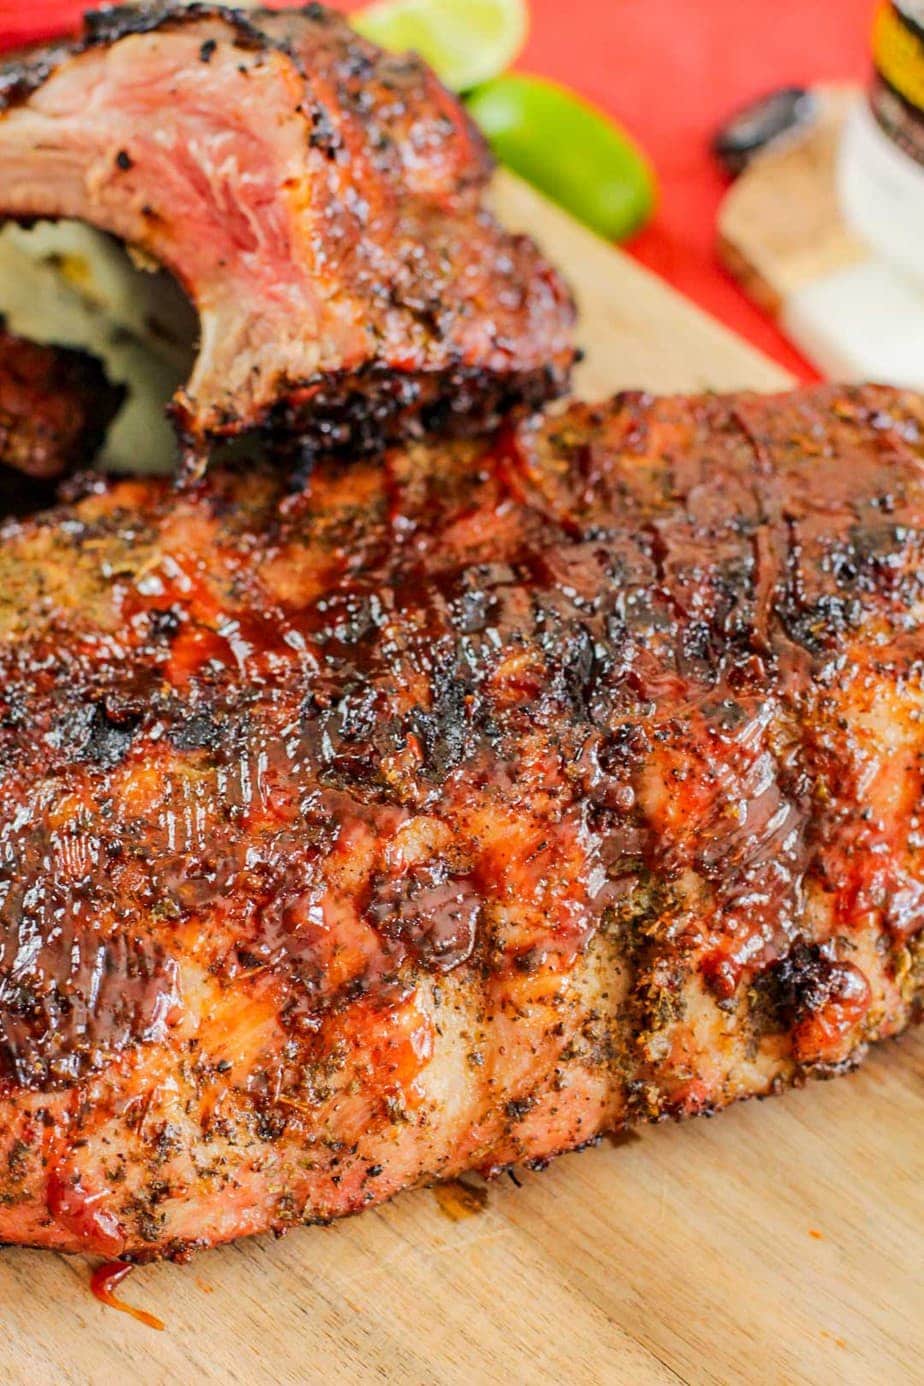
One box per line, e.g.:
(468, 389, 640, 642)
(0, 4, 575, 469)
(0, 5, 338, 108)
(0, 324, 123, 482)
(0, 385, 919, 1260)
(246, 359, 572, 465)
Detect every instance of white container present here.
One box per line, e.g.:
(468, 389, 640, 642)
(838, 2, 924, 286)
(839, 99, 924, 288)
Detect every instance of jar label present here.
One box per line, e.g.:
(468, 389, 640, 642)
(872, 1, 924, 164)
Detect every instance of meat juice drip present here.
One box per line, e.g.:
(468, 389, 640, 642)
(606, 1128, 642, 1149)
(90, 1261, 165, 1332)
(433, 1179, 488, 1221)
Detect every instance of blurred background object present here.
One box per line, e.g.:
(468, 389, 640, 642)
(841, 1, 924, 288)
(354, 0, 529, 90)
(712, 87, 820, 178)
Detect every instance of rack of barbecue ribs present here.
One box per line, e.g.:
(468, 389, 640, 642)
(0, 384, 919, 1260)
(0, 3, 575, 469)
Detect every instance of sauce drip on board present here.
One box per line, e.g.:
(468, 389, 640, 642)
(90, 1261, 165, 1331)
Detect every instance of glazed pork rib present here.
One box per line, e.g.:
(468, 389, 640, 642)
(0, 323, 122, 483)
(0, 3, 575, 467)
(0, 384, 921, 1261)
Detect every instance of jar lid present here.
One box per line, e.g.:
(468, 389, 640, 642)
(713, 87, 817, 178)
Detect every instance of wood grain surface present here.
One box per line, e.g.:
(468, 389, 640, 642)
(0, 174, 919, 1386)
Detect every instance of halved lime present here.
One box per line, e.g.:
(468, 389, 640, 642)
(352, 0, 529, 93)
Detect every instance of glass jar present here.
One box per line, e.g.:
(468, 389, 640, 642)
(839, 2, 924, 287)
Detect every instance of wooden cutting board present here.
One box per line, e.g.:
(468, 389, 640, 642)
(0, 175, 920, 1386)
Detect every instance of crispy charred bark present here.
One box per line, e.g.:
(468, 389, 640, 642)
(0, 325, 122, 483)
(0, 4, 575, 471)
(0, 384, 919, 1259)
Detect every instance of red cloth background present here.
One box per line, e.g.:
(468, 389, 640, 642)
(0, 0, 875, 377)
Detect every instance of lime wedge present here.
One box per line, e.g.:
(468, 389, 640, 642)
(352, 0, 529, 92)
(467, 74, 657, 241)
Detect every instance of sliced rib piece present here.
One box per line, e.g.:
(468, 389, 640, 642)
(0, 3, 575, 468)
(0, 384, 920, 1261)
(0, 322, 122, 482)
